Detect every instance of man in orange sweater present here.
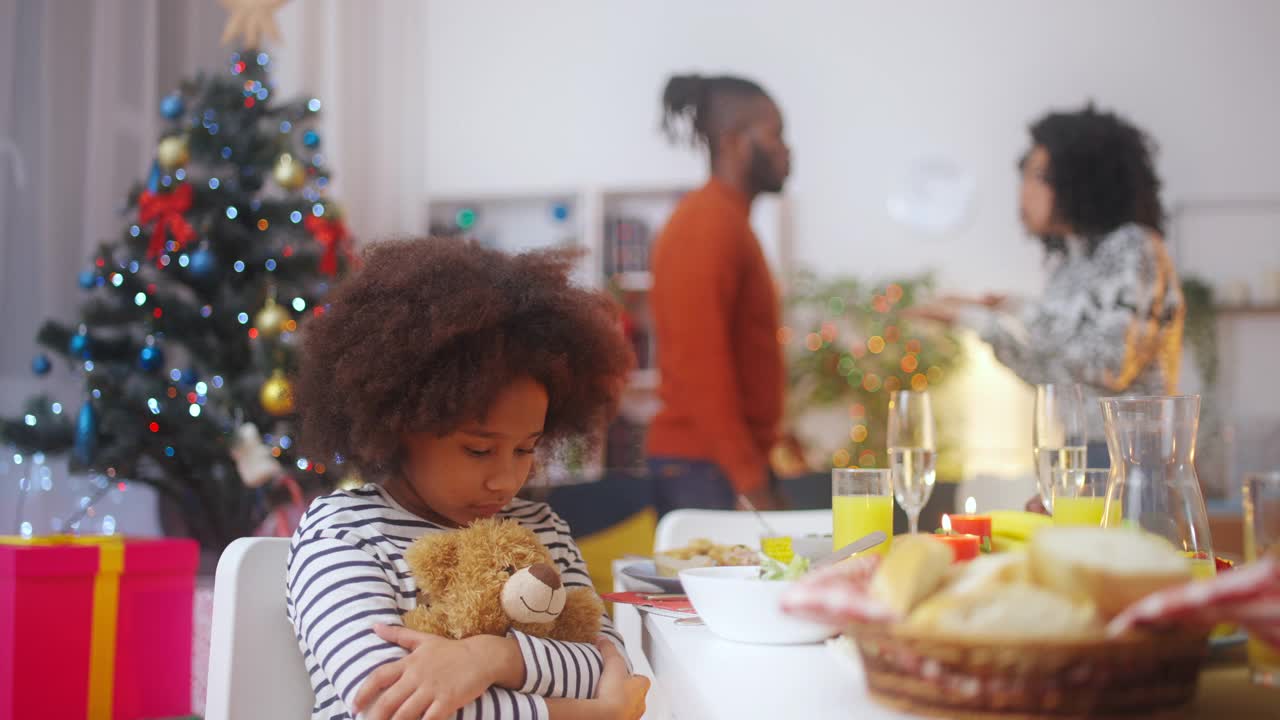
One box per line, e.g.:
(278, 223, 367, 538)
(646, 74, 791, 515)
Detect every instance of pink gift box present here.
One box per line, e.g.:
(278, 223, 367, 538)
(0, 536, 198, 720)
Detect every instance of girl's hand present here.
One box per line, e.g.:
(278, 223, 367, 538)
(593, 639, 648, 720)
(353, 624, 503, 720)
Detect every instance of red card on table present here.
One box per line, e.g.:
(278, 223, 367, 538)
(602, 591, 695, 615)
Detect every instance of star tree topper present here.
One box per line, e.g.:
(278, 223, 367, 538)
(220, 0, 288, 49)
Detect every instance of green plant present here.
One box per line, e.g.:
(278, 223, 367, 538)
(1180, 276, 1219, 390)
(782, 270, 961, 469)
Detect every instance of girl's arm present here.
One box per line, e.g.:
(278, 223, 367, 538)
(288, 532, 552, 719)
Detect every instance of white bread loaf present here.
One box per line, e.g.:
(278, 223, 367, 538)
(906, 583, 1102, 640)
(1028, 527, 1192, 619)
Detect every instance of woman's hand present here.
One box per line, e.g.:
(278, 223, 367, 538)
(899, 302, 958, 325)
(353, 624, 512, 720)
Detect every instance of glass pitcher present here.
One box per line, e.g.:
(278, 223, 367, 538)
(1100, 395, 1215, 577)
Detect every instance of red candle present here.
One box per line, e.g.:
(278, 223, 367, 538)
(933, 532, 980, 562)
(946, 514, 992, 543)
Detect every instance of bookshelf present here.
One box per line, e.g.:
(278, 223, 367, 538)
(424, 184, 792, 482)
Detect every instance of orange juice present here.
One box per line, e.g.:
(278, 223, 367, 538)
(833, 494, 893, 557)
(1052, 497, 1121, 527)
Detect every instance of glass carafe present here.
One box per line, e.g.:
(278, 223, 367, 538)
(1100, 396, 1215, 577)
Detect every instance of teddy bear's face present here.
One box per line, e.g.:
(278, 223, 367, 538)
(409, 518, 573, 636)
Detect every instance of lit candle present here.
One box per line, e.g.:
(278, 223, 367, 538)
(947, 497, 993, 546)
(933, 515, 980, 562)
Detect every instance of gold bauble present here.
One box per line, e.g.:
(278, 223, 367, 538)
(157, 136, 190, 171)
(273, 153, 306, 191)
(254, 298, 291, 339)
(260, 369, 295, 416)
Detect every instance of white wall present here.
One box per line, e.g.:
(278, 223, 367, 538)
(423, 0, 1280, 297)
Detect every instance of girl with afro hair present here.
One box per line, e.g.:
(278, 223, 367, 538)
(909, 103, 1184, 468)
(284, 238, 645, 720)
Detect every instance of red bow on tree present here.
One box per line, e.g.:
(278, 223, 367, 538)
(138, 183, 196, 263)
(303, 213, 350, 276)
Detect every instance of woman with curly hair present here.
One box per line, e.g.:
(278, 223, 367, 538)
(285, 238, 646, 720)
(911, 104, 1184, 460)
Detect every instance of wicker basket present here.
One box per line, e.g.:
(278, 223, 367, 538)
(845, 621, 1209, 719)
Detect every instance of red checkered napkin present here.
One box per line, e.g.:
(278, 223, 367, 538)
(780, 553, 899, 626)
(1107, 557, 1280, 646)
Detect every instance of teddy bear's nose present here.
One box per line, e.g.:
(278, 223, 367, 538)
(527, 562, 562, 590)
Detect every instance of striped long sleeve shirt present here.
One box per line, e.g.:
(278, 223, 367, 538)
(285, 484, 623, 719)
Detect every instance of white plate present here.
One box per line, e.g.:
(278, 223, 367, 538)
(620, 560, 684, 593)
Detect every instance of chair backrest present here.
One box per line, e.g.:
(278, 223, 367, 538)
(205, 537, 313, 720)
(653, 509, 832, 552)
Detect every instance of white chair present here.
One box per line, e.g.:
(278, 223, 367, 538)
(653, 509, 832, 552)
(205, 537, 314, 720)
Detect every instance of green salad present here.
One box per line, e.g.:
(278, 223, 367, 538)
(758, 552, 811, 581)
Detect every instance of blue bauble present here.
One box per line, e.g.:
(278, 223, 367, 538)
(302, 130, 321, 148)
(138, 345, 165, 371)
(31, 353, 52, 376)
(551, 202, 570, 222)
(74, 402, 97, 467)
(68, 333, 90, 358)
(188, 248, 216, 278)
(78, 270, 97, 289)
(180, 367, 199, 385)
(160, 93, 185, 120)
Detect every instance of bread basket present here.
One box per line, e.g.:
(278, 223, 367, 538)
(844, 621, 1208, 719)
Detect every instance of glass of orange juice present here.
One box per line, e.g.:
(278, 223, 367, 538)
(832, 468, 893, 557)
(1245, 471, 1280, 687)
(1051, 468, 1119, 527)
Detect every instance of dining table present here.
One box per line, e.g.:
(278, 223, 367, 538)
(611, 561, 1278, 720)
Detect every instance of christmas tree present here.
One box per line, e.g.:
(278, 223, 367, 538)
(1, 38, 355, 550)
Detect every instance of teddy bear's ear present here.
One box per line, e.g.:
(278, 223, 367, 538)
(405, 530, 460, 592)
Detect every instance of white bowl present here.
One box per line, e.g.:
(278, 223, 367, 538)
(678, 565, 836, 645)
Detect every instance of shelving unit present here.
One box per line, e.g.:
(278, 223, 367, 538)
(424, 184, 793, 482)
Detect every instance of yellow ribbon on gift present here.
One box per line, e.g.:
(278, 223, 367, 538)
(0, 534, 123, 720)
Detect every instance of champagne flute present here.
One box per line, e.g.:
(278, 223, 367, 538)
(887, 390, 936, 535)
(1033, 383, 1087, 513)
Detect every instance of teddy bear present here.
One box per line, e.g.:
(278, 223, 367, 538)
(402, 517, 604, 642)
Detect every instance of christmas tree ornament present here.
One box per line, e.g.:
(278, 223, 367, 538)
(188, 247, 217, 278)
(157, 136, 190, 171)
(146, 161, 162, 194)
(220, 0, 286, 49)
(551, 202, 570, 222)
(302, 129, 321, 148)
(68, 333, 90, 358)
(160, 92, 185, 120)
(260, 369, 295, 416)
(73, 401, 97, 466)
(272, 153, 306, 191)
(231, 422, 284, 488)
(78, 270, 97, 289)
(253, 297, 291, 339)
(303, 212, 350, 276)
(138, 345, 165, 372)
(138, 182, 196, 261)
(31, 354, 52, 376)
(456, 207, 477, 230)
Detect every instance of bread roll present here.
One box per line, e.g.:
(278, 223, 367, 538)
(1029, 527, 1192, 619)
(870, 535, 954, 616)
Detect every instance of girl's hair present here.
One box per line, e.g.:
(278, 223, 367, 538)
(1026, 103, 1164, 255)
(296, 237, 634, 480)
(661, 73, 769, 154)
